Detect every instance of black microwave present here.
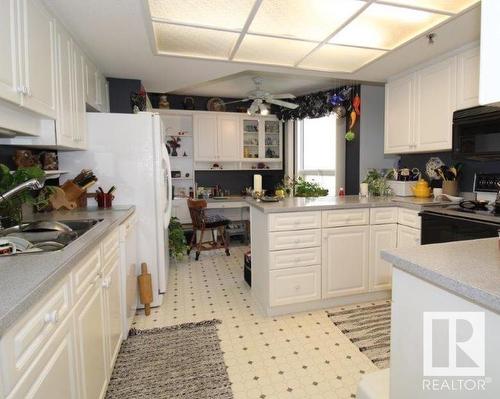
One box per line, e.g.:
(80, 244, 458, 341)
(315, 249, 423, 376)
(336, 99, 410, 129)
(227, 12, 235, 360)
(453, 106, 500, 160)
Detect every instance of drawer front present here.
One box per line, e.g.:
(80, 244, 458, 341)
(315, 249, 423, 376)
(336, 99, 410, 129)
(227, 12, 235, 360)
(269, 229, 321, 251)
(398, 208, 421, 229)
(269, 247, 321, 270)
(269, 211, 321, 232)
(370, 207, 398, 225)
(0, 278, 71, 393)
(102, 228, 120, 265)
(71, 247, 102, 303)
(322, 208, 369, 228)
(270, 265, 321, 306)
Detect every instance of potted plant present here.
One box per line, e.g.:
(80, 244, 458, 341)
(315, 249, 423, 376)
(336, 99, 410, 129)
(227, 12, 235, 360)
(362, 169, 393, 196)
(0, 164, 54, 227)
(168, 216, 187, 260)
(294, 177, 329, 197)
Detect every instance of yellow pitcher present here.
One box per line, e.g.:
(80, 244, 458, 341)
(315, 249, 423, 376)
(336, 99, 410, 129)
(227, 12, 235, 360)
(411, 179, 432, 198)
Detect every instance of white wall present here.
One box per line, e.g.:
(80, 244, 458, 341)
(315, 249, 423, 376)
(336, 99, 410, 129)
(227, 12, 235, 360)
(359, 85, 399, 182)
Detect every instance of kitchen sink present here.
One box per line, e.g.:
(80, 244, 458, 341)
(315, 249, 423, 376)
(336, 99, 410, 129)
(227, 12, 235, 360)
(0, 219, 103, 256)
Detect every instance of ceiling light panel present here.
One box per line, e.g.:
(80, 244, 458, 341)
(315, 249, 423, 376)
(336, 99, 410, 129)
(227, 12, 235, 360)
(300, 44, 386, 72)
(249, 0, 366, 41)
(148, 0, 255, 30)
(381, 0, 479, 14)
(154, 23, 239, 59)
(330, 3, 448, 49)
(234, 35, 317, 66)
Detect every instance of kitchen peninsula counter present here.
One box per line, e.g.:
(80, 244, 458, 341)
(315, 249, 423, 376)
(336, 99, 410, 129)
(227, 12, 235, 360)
(246, 195, 455, 213)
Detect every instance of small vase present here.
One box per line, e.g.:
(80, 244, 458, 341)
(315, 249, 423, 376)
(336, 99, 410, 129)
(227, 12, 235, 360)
(442, 180, 459, 196)
(171, 147, 178, 157)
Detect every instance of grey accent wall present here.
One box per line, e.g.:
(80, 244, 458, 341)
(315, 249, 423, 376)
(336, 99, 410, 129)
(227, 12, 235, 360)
(359, 85, 399, 184)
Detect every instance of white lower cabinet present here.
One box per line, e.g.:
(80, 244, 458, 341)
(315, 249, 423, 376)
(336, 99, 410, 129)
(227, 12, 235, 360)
(397, 224, 421, 248)
(7, 314, 79, 399)
(269, 265, 321, 306)
(102, 259, 123, 374)
(74, 281, 108, 399)
(369, 224, 397, 291)
(0, 224, 128, 399)
(322, 225, 370, 298)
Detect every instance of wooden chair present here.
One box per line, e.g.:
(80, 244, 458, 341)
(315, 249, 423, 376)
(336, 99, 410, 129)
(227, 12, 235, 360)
(187, 198, 231, 260)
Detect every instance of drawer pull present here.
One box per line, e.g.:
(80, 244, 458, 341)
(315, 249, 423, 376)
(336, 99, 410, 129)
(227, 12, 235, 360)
(294, 285, 300, 291)
(294, 257, 300, 262)
(44, 310, 59, 324)
(102, 277, 111, 289)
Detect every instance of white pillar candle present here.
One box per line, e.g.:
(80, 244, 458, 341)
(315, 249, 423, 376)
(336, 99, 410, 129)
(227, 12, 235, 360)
(253, 174, 262, 192)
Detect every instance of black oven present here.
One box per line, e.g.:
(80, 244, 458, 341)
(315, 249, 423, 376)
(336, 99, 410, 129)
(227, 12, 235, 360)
(420, 211, 500, 245)
(453, 106, 500, 160)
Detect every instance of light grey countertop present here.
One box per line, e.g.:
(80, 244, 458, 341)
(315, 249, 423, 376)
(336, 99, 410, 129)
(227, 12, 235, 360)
(381, 238, 500, 314)
(246, 195, 456, 213)
(0, 206, 135, 335)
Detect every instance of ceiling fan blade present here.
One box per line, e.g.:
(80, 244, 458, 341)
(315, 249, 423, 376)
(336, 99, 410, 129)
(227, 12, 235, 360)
(266, 98, 299, 109)
(223, 98, 251, 105)
(269, 93, 296, 100)
(248, 100, 260, 114)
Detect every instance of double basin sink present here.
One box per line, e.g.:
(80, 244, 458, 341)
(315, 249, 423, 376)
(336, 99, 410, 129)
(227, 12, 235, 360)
(0, 219, 102, 256)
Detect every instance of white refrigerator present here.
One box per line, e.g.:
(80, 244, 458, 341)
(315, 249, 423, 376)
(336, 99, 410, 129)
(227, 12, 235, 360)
(59, 112, 172, 307)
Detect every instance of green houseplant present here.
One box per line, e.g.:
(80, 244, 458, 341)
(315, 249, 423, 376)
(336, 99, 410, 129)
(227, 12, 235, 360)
(362, 169, 393, 196)
(168, 216, 187, 260)
(0, 164, 54, 227)
(294, 177, 329, 197)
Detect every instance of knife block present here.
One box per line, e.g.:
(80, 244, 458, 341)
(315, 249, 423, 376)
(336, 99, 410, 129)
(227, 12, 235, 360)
(61, 180, 85, 202)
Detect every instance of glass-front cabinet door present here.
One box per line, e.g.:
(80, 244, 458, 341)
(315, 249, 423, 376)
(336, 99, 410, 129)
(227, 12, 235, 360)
(263, 119, 281, 160)
(242, 118, 260, 159)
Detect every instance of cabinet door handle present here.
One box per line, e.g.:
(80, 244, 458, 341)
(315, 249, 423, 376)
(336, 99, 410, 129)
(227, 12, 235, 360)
(26, 87, 32, 97)
(44, 310, 59, 324)
(102, 277, 111, 288)
(294, 285, 300, 291)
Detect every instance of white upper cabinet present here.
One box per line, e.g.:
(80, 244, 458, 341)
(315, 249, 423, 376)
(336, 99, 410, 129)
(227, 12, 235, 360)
(385, 45, 479, 154)
(457, 46, 480, 110)
(72, 44, 87, 149)
(194, 113, 241, 162)
(384, 74, 415, 154)
(479, 0, 500, 106)
(0, 0, 105, 145)
(54, 23, 74, 148)
(217, 114, 240, 161)
(0, 0, 21, 104)
(194, 114, 218, 161)
(414, 57, 456, 152)
(242, 116, 282, 161)
(84, 59, 98, 109)
(18, 0, 57, 118)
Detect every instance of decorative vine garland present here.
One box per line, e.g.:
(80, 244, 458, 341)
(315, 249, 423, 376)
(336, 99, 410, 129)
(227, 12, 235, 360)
(277, 85, 359, 121)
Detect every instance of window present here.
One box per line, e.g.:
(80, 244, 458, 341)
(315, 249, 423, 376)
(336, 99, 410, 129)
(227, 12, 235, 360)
(296, 114, 339, 196)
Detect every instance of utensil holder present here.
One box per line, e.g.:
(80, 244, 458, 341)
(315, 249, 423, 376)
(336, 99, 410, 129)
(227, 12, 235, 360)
(96, 192, 114, 208)
(442, 180, 459, 196)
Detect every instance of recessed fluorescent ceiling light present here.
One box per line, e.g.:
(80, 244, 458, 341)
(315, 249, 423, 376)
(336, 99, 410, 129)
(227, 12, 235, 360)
(382, 0, 479, 14)
(147, 0, 475, 72)
(148, 0, 255, 30)
(330, 3, 448, 50)
(234, 35, 317, 66)
(154, 23, 239, 59)
(300, 44, 386, 73)
(249, 0, 365, 41)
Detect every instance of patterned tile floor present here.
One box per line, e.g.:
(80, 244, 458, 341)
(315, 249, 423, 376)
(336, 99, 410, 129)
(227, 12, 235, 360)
(133, 246, 378, 399)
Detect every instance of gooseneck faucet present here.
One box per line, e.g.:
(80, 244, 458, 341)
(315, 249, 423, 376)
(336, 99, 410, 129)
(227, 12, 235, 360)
(0, 178, 45, 205)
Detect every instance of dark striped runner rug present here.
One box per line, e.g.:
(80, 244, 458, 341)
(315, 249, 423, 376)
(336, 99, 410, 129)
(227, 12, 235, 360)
(327, 301, 391, 369)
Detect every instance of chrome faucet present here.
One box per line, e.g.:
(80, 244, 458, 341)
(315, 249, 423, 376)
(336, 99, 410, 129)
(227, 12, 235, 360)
(0, 178, 45, 205)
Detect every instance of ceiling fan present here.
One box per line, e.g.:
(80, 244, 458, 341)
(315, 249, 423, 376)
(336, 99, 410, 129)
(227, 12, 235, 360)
(224, 77, 299, 115)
